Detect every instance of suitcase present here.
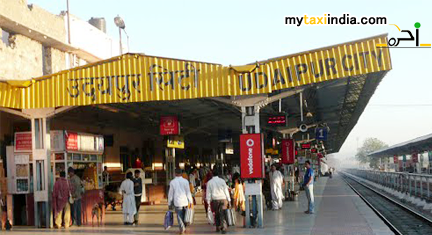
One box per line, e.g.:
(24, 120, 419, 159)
(164, 211, 173, 230)
(225, 208, 236, 226)
(184, 208, 194, 225)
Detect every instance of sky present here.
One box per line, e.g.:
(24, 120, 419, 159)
(28, 0, 432, 163)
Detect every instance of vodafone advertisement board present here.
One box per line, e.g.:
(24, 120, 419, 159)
(281, 139, 295, 164)
(240, 134, 264, 179)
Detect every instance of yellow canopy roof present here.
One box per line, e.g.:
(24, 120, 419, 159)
(0, 34, 391, 109)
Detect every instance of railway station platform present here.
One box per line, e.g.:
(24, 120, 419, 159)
(6, 173, 394, 235)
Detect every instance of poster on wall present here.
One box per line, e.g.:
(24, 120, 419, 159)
(65, 131, 79, 151)
(50, 130, 65, 151)
(240, 134, 264, 179)
(14, 132, 32, 152)
(80, 134, 96, 152)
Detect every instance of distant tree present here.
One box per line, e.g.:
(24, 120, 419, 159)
(355, 138, 388, 169)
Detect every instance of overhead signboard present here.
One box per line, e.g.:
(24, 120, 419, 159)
(301, 143, 311, 149)
(281, 139, 295, 164)
(311, 148, 317, 153)
(160, 116, 179, 135)
(267, 115, 286, 126)
(240, 134, 264, 179)
(167, 136, 185, 149)
(315, 127, 328, 141)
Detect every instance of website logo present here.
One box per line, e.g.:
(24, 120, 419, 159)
(377, 22, 431, 49)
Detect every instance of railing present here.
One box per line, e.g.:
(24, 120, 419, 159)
(348, 169, 432, 201)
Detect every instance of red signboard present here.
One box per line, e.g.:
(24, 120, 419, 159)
(281, 139, 295, 164)
(301, 143, 311, 149)
(267, 115, 286, 126)
(393, 155, 398, 163)
(412, 153, 418, 163)
(311, 148, 317, 153)
(160, 116, 179, 135)
(14, 132, 32, 152)
(240, 134, 264, 179)
(65, 132, 79, 151)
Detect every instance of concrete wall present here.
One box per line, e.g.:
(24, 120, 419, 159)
(0, 0, 65, 43)
(0, 32, 44, 80)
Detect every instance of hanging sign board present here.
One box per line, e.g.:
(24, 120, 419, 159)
(315, 128, 328, 141)
(240, 134, 264, 179)
(160, 116, 179, 135)
(393, 155, 398, 164)
(301, 143, 311, 149)
(267, 115, 286, 126)
(167, 136, 185, 149)
(14, 132, 32, 152)
(281, 139, 295, 164)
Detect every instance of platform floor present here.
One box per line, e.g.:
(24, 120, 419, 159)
(6, 173, 394, 235)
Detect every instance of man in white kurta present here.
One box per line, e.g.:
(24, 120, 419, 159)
(270, 164, 284, 210)
(120, 172, 137, 225)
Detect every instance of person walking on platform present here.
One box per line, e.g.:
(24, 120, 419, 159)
(303, 161, 315, 214)
(168, 169, 193, 234)
(68, 167, 83, 226)
(53, 172, 71, 228)
(206, 170, 231, 234)
(270, 164, 284, 210)
(133, 170, 143, 225)
(120, 172, 136, 225)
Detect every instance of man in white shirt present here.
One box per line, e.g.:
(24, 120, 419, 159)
(270, 164, 284, 210)
(168, 169, 193, 234)
(206, 170, 231, 234)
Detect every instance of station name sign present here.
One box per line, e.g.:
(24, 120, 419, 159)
(2, 35, 392, 109)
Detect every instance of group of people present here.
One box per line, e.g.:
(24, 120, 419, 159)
(52, 162, 315, 231)
(266, 161, 314, 214)
(168, 168, 235, 234)
(52, 167, 84, 229)
(119, 170, 143, 225)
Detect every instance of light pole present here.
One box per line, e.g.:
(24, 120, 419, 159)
(114, 15, 127, 54)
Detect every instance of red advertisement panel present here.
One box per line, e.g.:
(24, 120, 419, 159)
(240, 134, 263, 179)
(160, 116, 179, 135)
(393, 155, 398, 163)
(65, 132, 79, 151)
(14, 132, 32, 152)
(281, 139, 295, 164)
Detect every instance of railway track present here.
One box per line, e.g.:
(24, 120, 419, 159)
(341, 172, 432, 235)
